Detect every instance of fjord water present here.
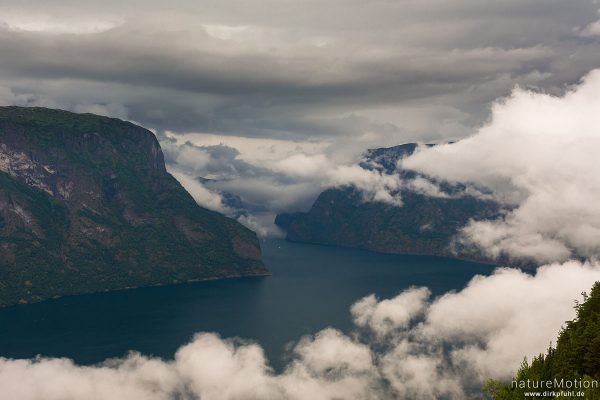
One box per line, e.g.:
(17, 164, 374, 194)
(0, 239, 493, 369)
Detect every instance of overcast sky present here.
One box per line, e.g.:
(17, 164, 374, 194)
(2, 0, 600, 141)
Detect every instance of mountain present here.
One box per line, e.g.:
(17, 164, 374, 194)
(197, 177, 248, 219)
(358, 143, 430, 174)
(485, 282, 600, 399)
(275, 143, 502, 263)
(0, 107, 267, 307)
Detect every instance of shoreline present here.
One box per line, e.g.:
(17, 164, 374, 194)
(1, 270, 272, 309)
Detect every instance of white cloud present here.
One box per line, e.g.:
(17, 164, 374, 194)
(1, 260, 598, 400)
(237, 213, 285, 238)
(326, 165, 403, 206)
(73, 103, 129, 120)
(403, 69, 600, 263)
(404, 176, 450, 198)
(0, 12, 123, 34)
(579, 19, 600, 36)
(161, 132, 406, 235)
(168, 168, 230, 215)
(202, 24, 249, 42)
(351, 287, 430, 337)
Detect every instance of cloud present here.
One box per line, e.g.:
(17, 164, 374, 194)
(351, 287, 430, 337)
(1, 260, 598, 400)
(167, 168, 230, 215)
(403, 69, 600, 263)
(1, 16, 122, 35)
(0, 0, 599, 141)
(579, 19, 600, 37)
(160, 133, 406, 235)
(72, 103, 129, 119)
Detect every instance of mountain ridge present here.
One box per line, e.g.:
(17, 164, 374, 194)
(0, 106, 268, 307)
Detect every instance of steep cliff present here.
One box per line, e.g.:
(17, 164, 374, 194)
(0, 107, 267, 306)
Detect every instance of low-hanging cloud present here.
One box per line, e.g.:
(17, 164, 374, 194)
(159, 132, 406, 235)
(1, 260, 598, 400)
(403, 69, 600, 263)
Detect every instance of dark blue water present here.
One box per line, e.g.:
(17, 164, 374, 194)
(0, 239, 494, 369)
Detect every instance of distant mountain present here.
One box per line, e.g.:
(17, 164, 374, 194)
(0, 107, 267, 307)
(196, 177, 248, 218)
(275, 143, 502, 263)
(358, 143, 431, 174)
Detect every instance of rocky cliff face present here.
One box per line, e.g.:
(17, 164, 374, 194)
(276, 144, 502, 263)
(0, 107, 267, 307)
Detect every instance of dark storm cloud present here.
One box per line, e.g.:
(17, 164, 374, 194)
(1, 0, 600, 139)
